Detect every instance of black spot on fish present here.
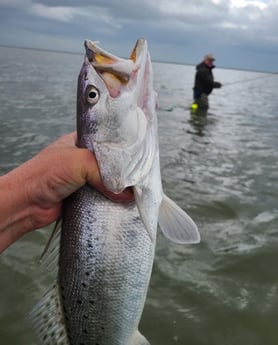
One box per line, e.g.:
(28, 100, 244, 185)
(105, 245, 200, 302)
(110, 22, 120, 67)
(83, 329, 88, 334)
(77, 299, 82, 304)
(83, 314, 88, 319)
(82, 282, 86, 288)
(89, 300, 94, 304)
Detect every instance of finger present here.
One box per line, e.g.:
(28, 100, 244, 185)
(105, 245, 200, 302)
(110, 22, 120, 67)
(82, 150, 134, 203)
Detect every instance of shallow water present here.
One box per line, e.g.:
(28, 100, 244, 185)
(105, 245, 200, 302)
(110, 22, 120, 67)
(1, 46, 278, 344)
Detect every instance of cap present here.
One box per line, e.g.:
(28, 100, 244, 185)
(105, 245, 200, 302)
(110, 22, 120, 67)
(204, 53, 215, 61)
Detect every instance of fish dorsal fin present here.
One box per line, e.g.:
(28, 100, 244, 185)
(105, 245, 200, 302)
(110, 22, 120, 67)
(158, 194, 200, 244)
(39, 219, 62, 276)
(28, 284, 68, 344)
(129, 330, 150, 345)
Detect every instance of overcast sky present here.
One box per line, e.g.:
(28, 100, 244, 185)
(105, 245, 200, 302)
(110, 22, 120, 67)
(0, 0, 277, 72)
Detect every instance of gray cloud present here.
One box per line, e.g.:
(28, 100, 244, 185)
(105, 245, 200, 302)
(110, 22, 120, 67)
(0, 0, 277, 72)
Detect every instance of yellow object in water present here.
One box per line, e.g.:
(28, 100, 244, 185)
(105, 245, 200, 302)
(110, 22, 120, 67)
(191, 103, 198, 111)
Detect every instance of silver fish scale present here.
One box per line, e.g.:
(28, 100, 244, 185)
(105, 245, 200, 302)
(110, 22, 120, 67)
(58, 184, 155, 345)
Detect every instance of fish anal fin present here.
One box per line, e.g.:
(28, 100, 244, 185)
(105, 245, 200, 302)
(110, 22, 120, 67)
(158, 194, 200, 244)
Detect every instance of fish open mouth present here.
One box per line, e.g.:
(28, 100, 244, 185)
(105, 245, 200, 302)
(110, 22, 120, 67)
(84, 39, 148, 98)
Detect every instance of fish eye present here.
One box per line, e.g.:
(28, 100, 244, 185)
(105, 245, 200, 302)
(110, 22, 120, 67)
(87, 86, 99, 105)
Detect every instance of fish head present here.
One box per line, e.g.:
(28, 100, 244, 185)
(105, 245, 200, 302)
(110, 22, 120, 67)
(77, 39, 158, 193)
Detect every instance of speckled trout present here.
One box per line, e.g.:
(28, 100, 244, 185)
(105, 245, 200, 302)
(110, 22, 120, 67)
(29, 39, 200, 345)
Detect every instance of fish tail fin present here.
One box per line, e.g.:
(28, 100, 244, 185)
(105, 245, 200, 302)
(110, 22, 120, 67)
(27, 283, 68, 344)
(130, 330, 151, 345)
(158, 194, 200, 244)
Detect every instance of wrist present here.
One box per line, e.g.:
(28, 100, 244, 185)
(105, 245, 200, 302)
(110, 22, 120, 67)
(0, 169, 33, 252)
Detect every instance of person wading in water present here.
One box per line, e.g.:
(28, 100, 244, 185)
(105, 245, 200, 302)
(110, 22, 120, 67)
(192, 54, 222, 112)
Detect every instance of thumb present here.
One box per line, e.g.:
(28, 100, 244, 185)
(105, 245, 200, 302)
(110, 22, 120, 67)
(84, 152, 134, 203)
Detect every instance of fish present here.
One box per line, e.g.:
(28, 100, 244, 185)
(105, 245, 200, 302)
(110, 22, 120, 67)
(28, 38, 200, 345)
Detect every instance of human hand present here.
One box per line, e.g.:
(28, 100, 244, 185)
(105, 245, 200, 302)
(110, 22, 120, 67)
(21, 132, 134, 226)
(0, 132, 133, 252)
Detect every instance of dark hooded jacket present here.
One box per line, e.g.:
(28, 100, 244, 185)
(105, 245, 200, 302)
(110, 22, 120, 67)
(193, 62, 221, 99)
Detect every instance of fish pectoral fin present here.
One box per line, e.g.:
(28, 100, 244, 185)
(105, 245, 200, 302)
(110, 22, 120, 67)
(27, 283, 68, 344)
(158, 194, 200, 244)
(134, 186, 155, 243)
(129, 330, 151, 345)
